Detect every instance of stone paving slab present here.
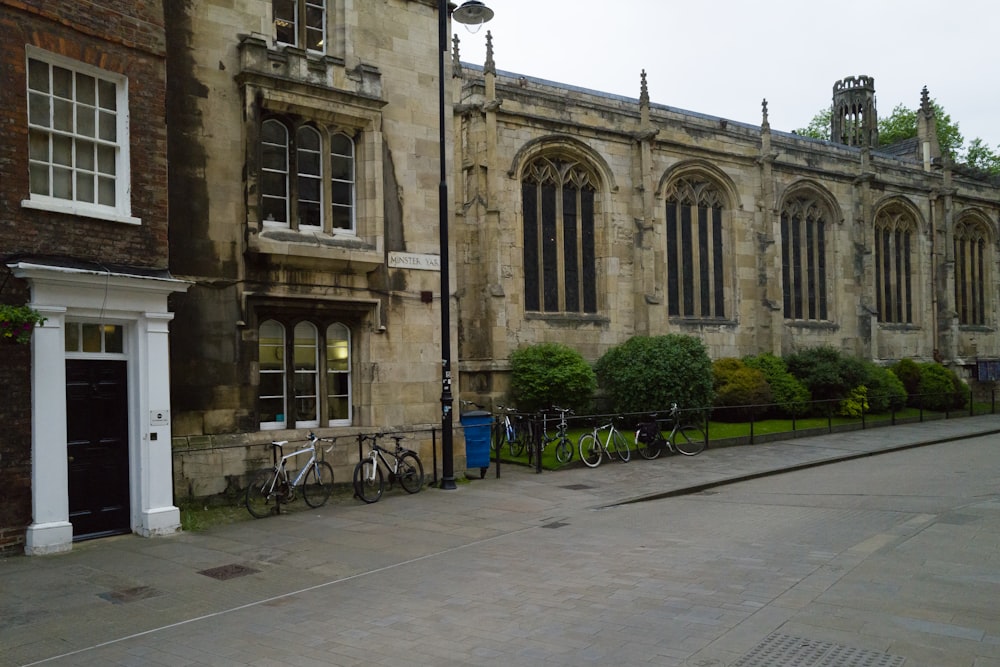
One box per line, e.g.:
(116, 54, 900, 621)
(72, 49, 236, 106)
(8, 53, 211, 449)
(1, 414, 999, 666)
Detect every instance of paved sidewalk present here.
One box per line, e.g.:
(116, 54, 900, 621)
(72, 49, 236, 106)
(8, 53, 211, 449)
(2, 413, 999, 666)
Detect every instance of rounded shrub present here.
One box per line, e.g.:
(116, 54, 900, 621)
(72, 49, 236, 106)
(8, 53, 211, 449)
(838, 385, 869, 417)
(891, 358, 922, 405)
(950, 370, 970, 410)
(509, 342, 596, 414)
(743, 353, 810, 417)
(594, 334, 714, 416)
(785, 346, 867, 413)
(915, 362, 960, 411)
(711, 358, 771, 422)
(861, 362, 907, 413)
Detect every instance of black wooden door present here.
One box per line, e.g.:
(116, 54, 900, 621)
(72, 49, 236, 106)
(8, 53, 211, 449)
(66, 359, 130, 540)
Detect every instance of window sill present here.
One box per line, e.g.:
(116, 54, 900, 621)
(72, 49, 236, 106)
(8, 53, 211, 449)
(22, 198, 141, 225)
(784, 319, 839, 331)
(958, 324, 994, 333)
(249, 228, 383, 271)
(669, 317, 739, 328)
(877, 323, 921, 332)
(524, 311, 608, 325)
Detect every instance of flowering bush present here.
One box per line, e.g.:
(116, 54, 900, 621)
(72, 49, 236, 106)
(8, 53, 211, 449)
(0, 305, 46, 344)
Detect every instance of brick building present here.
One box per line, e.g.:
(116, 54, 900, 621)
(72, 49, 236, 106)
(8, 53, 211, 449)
(0, 0, 187, 554)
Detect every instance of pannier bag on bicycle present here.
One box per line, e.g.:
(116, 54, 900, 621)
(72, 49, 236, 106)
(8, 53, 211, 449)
(636, 421, 659, 444)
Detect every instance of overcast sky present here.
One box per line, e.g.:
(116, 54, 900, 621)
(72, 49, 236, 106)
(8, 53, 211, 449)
(457, 0, 997, 151)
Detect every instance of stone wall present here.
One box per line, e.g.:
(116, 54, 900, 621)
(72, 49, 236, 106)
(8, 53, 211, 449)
(454, 61, 1000, 409)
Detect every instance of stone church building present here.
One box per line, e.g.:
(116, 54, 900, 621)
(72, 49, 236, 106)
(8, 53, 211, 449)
(454, 55, 999, 397)
(1, 0, 996, 553)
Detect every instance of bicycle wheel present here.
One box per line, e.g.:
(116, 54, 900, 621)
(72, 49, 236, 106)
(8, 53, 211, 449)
(673, 425, 706, 456)
(511, 425, 528, 457)
(555, 437, 572, 464)
(636, 432, 662, 460)
(609, 429, 631, 462)
(397, 452, 425, 493)
(491, 421, 504, 453)
(353, 459, 384, 503)
(245, 468, 279, 518)
(302, 461, 334, 508)
(578, 433, 602, 467)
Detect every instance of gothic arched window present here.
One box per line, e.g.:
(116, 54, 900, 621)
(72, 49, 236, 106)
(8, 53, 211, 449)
(954, 218, 991, 326)
(663, 176, 727, 318)
(781, 195, 830, 320)
(521, 157, 597, 314)
(874, 206, 917, 324)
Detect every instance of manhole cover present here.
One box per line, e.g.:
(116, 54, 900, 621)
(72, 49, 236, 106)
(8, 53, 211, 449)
(198, 563, 260, 580)
(98, 586, 162, 604)
(560, 484, 592, 490)
(732, 633, 904, 667)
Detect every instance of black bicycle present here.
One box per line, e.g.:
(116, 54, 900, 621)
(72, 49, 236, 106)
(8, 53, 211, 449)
(353, 433, 425, 504)
(635, 403, 706, 459)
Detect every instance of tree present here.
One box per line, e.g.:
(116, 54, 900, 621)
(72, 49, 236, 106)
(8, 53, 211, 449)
(964, 137, 1000, 174)
(795, 107, 832, 140)
(796, 100, 1000, 174)
(877, 102, 963, 157)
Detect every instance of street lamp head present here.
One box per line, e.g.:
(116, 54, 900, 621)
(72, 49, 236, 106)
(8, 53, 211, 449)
(452, 0, 494, 27)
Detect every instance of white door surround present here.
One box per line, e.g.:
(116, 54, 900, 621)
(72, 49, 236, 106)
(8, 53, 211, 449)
(9, 261, 190, 555)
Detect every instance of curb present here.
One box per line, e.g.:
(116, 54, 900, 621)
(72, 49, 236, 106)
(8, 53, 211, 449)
(602, 426, 1000, 508)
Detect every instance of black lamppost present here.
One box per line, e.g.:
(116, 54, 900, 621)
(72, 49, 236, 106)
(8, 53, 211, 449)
(437, 0, 493, 489)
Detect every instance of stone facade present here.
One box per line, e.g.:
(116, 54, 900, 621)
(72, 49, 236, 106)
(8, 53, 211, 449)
(163, 2, 999, 501)
(454, 45, 999, 405)
(165, 0, 463, 495)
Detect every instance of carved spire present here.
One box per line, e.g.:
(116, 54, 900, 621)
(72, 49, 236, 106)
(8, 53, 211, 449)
(761, 98, 769, 130)
(639, 69, 649, 108)
(451, 34, 462, 77)
(920, 85, 933, 115)
(484, 30, 495, 75)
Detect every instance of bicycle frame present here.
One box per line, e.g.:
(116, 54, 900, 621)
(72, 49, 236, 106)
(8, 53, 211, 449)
(361, 445, 397, 480)
(266, 433, 335, 493)
(246, 433, 337, 518)
(531, 406, 574, 465)
(359, 437, 407, 481)
(261, 441, 318, 495)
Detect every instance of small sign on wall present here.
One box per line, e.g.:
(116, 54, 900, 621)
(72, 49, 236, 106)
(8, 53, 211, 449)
(388, 252, 440, 271)
(150, 410, 170, 426)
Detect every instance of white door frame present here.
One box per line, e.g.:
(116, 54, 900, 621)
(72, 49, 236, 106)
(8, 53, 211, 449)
(9, 261, 190, 555)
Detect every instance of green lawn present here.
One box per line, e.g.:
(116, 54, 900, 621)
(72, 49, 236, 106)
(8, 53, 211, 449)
(494, 403, 992, 470)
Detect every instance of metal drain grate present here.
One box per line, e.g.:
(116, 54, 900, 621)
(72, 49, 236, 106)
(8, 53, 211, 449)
(560, 484, 592, 490)
(732, 633, 905, 667)
(98, 586, 162, 605)
(198, 563, 260, 580)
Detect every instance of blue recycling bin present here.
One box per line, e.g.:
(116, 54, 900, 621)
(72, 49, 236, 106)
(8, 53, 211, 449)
(460, 410, 493, 476)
